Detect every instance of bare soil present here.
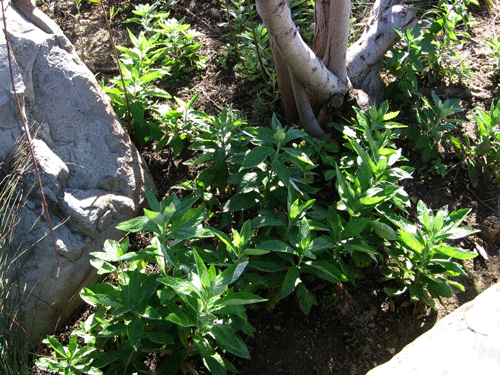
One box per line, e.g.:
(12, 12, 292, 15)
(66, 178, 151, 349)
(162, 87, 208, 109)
(36, 0, 500, 374)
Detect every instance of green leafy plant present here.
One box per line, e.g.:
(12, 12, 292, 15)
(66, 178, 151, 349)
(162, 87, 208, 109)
(250, 194, 340, 314)
(153, 93, 208, 155)
(381, 200, 478, 309)
(103, 29, 171, 144)
(36, 335, 100, 375)
(450, 100, 500, 186)
(155, 17, 207, 77)
(227, 114, 316, 211)
(185, 113, 315, 216)
(335, 102, 412, 216)
(404, 92, 463, 162)
(420, 0, 474, 84)
(385, 0, 475, 105)
(34, 95, 483, 373)
(103, 6, 206, 145)
(122, 3, 173, 33)
(385, 25, 431, 105)
(321, 103, 412, 269)
(486, 36, 500, 77)
(36, 190, 265, 375)
(182, 108, 249, 209)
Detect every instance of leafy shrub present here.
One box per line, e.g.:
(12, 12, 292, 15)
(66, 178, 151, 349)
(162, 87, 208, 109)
(103, 5, 206, 145)
(381, 200, 478, 309)
(36, 102, 480, 374)
(385, 0, 475, 106)
(404, 92, 464, 162)
(450, 100, 500, 185)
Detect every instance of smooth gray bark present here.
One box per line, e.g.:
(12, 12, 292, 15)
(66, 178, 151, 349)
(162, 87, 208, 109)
(256, 0, 417, 136)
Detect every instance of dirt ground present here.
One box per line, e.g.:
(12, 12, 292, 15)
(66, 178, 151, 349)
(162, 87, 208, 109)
(36, 0, 500, 374)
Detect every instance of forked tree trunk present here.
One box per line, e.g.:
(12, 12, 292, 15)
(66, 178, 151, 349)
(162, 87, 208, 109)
(256, 0, 417, 136)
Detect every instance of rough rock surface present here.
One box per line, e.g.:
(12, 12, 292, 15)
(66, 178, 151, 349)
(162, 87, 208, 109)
(366, 282, 500, 375)
(1, 0, 156, 340)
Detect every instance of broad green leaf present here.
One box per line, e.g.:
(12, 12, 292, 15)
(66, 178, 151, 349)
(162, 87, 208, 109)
(289, 199, 300, 221)
(446, 226, 479, 240)
(370, 220, 399, 241)
(343, 218, 369, 239)
(203, 353, 227, 375)
(359, 193, 389, 206)
(215, 291, 267, 306)
(426, 278, 454, 299)
(98, 323, 127, 339)
(211, 228, 236, 252)
(295, 281, 317, 315)
(67, 335, 77, 356)
(159, 276, 199, 296)
(446, 208, 472, 229)
(216, 261, 249, 287)
(145, 188, 161, 212)
(89, 259, 116, 274)
(211, 324, 250, 359)
(127, 270, 143, 304)
(327, 206, 343, 237)
(241, 247, 268, 256)
(435, 245, 478, 260)
(241, 146, 274, 169)
(248, 260, 286, 272)
(309, 236, 332, 253)
(444, 278, 466, 292)
(281, 266, 300, 298)
(417, 200, 432, 230)
(251, 215, 286, 228)
(127, 316, 144, 350)
(398, 230, 425, 253)
(144, 331, 174, 345)
(193, 249, 209, 287)
(80, 290, 124, 309)
(103, 239, 126, 258)
(283, 128, 307, 144)
(116, 216, 155, 233)
(166, 310, 196, 327)
(299, 217, 311, 250)
(222, 192, 260, 212)
(343, 241, 378, 256)
(272, 159, 290, 188)
(255, 239, 294, 253)
(141, 305, 162, 320)
(302, 260, 348, 283)
(283, 147, 315, 166)
(45, 336, 68, 358)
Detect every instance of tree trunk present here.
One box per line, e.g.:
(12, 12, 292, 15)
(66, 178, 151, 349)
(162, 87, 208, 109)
(255, 0, 417, 136)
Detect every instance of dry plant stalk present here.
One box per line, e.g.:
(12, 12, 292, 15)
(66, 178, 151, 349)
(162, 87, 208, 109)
(1, 0, 61, 276)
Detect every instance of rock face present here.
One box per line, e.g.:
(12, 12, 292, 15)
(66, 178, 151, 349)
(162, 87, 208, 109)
(1, 0, 156, 340)
(366, 282, 500, 375)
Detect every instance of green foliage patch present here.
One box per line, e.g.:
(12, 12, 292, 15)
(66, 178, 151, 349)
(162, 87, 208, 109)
(37, 103, 479, 374)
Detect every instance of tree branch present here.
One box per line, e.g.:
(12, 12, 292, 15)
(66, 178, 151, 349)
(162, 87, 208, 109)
(289, 67, 326, 137)
(256, 0, 347, 105)
(346, 0, 417, 101)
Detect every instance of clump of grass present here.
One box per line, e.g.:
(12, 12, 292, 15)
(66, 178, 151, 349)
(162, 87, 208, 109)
(0, 137, 37, 375)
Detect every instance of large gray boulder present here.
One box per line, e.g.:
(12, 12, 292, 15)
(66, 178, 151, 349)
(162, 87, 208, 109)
(1, 0, 156, 340)
(366, 282, 500, 375)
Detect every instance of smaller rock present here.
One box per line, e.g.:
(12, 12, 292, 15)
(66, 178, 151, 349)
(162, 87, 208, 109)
(480, 215, 500, 243)
(366, 283, 500, 375)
